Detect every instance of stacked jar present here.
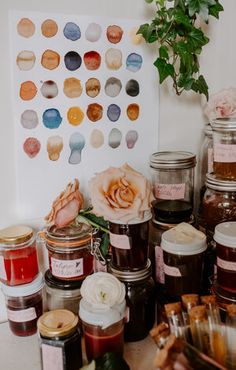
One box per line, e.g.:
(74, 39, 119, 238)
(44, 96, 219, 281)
(0, 225, 44, 336)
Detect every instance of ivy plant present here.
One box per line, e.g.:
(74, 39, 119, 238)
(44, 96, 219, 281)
(138, 0, 224, 99)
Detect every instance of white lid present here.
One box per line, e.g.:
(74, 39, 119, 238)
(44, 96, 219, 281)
(214, 222, 236, 248)
(79, 298, 126, 329)
(161, 223, 207, 256)
(1, 273, 44, 297)
(109, 209, 152, 225)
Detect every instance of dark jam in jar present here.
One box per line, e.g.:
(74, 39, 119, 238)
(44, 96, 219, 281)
(152, 200, 193, 224)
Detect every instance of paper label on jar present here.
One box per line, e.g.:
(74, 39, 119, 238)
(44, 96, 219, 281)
(0, 255, 7, 280)
(51, 257, 83, 278)
(164, 263, 182, 277)
(155, 246, 165, 284)
(214, 143, 236, 163)
(154, 183, 185, 200)
(208, 148, 214, 173)
(41, 344, 63, 370)
(217, 257, 236, 272)
(109, 233, 130, 249)
(7, 307, 36, 322)
(93, 258, 107, 273)
(125, 306, 130, 323)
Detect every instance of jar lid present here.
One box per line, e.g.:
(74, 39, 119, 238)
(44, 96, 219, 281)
(108, 209, 152, 225)
(161, 223, 207, 256)
(152, 214, 195, 229)
(109, 259, 152, 282)
(37, 309, 78, 337)
(44, 269, 83, 290)
(152, 200, 193, 224)
(205, 173, 236, 191)
(0, 225, 33, 245)
(214, 222, 236, 248)
(1, 273, 44, 297)
(204, 123, 213, 136)
(211, 118, 236, 131)
(149, 151, 196, 170)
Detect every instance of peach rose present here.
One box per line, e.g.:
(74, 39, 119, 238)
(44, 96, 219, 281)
(204, 87, 236, 121)
(89, 163, 154, 223)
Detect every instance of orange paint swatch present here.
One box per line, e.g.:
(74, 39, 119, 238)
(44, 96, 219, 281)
(20, 81, 37, 101)
(127, 103, 140, 121)
(17, 18, 35, 38)
(41, 19, 58, 38)
(67, 107, 84, 126)
(41, 49, 60, 70)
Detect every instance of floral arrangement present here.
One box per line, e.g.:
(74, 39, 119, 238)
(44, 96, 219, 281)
(204, 87, 236, 121)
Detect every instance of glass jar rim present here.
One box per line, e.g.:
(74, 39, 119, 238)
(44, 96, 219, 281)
(45, 269, 83, 290)
(211, 117, 236, 130)
(1, 273, 44, 297)
(205, 173, 236, 191)
(150, 151, 196, 169)
(214, 222, 236, 248)
(108, 210, 152, 225)
(109, 260, 152, 282)
(0, 225, 34, 246)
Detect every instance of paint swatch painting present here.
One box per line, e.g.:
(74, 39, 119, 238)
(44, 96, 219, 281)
(69, 132, 85, 164)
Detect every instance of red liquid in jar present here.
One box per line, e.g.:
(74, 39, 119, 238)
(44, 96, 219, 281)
(217, 243, 236, 293)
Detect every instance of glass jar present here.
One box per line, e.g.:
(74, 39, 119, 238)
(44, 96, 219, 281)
(37, 309, 82, 370)
(149, 151, 196, 223)
(214, 222, 236, 293)
(40, 223, 94, 281)
(1, 272, 44, 336)
(110, 260, 156, 342)
(211, 118, 236, 180)
(0, 225, 39, 286)
(44, 270, 82, 314)
(211, 283, 236, 323)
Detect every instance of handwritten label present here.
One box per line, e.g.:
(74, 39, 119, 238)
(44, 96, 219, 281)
(208, 148, 213, 173)
(7, 307, 36, 322)
(0, 256, 7, 281)
(109, 233, 130, 250)
(217, 257, 236, 272)
(41, 344, 63, 370)
(155, 246, 165, 284)
(164, 263, 181, 277)
(51, 257, 83, 278)
(214, 143, 236, 163)
(154, 183, 185, 200)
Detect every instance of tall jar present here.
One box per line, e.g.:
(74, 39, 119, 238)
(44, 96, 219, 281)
(211, 118, 236, 180)
(149, 151, 196, 223)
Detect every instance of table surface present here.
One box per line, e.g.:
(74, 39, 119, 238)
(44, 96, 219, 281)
(0, 322, 157, 370)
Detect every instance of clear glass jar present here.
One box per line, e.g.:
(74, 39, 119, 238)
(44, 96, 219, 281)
(1, 273, 44, 336)
(212, 118, 236, 180)
(211, 282, 236, 323)
(110, 260, 156, 342)
(44, 270, 82, 314)
(0, 225, 39, 286)
(150, 151, 196, 223)
(38, 309, 82, 370)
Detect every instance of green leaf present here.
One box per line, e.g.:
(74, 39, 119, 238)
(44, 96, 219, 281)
(187, 27, 209, 51)
(79, 211, 109, 230)
(137, 23, 158, 43)
(154, 57, 175, 83)
(100, 233, 110, 257)
(186, 0, 216, 21)
(145, 0, 154, 3)
(95, 353, 130, 370)
(209, 2, 224, 18)
(177, 73, 194, 90)
(191, 74, 209, 99)
(159, 45, 169, 59)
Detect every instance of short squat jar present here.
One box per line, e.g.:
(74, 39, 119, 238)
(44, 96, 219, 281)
(0, 225, 39, 286)
(214, 222, 236, 293)
(38, 309, 82, 370)
(40, 223, 94, 281)
(149, 151, 196, 223)
(1, 273, 44, 336)
(110, 260, 156, 342)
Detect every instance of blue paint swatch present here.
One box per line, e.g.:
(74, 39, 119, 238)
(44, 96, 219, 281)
(126, 53, 143, 72)
(69, 132, 85, 164)
(63, 22, 81, 41)
(107, 104, 121, 122)
(126, 79, 140, 97)
(64, 51, 82, 71)
(42, 108, 62, 129)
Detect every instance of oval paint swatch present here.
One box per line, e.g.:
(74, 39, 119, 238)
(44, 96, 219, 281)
(105, 48, 122, 70)
(42, 108, 62, 129)
(64, 51, 82, 71)
(105, 77, 122, 97)
(20, 81, 37, 101)
(90, 129, 104, 148)
(126, 130, 138, 149)
(41, 50, 60, 70)
(41, 19, 58, 38)
(83, 51, 101, 70)
(106, 25, 123, 44)
(107, 104, 121, 122)
(126, 53, 143, 72)
(23, 137, 41, 158)
(127, 103, 140, 121)
(16, 50, 35, 71)
(85, 23, 102, 42)
(69, 132, 85, 164)
(17, 18, 35, 38)
(47, 136, 63, 161)
(63, 22, 81, 41)
(126, 79, 140, 97)
(85, 78, 101, 98)
(67, 107, 84, 126)
(87, 103, 103, 122)
(64, 78, 82, 98)
(129, 27, 143, 45)
(108, 128, 122, 149)
(41, 80, 58, 99)
(21, 110, 39, 129)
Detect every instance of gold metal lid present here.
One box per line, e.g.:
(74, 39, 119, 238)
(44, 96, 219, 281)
(0, 225, 33, 245)
(37, 309, 78, 338)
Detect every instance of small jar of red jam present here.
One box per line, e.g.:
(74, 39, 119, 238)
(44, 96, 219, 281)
(214, 221, 236, 293)
(1, 272, 44, 336)
(41, 223, 94, 281)
(0, 225, 39, 286)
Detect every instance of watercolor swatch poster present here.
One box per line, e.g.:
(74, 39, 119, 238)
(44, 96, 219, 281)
(10, 10, 159, 220)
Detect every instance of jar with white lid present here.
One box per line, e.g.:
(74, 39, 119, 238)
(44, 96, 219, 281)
(149, 151, 196, 223)
(214, 222, 236, 293)
(1, 272, 44, 336)
(161, 223, 207, 299)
